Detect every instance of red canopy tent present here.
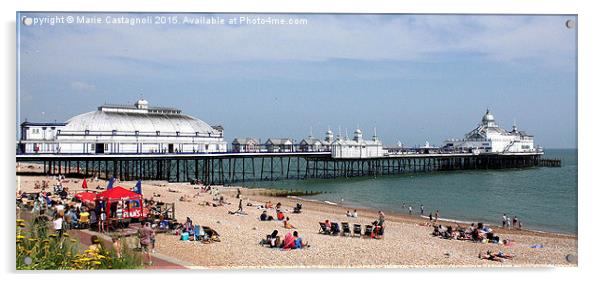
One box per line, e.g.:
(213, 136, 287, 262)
(75, 191, 97, 203)
(96, 186, 144, 220)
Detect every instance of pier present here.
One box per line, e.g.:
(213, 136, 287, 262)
(16, 151, 552, 185)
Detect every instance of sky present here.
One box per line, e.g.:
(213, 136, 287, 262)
(17, 13, 577, 148)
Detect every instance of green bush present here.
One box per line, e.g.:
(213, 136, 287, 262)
(16, 215, 143, 270)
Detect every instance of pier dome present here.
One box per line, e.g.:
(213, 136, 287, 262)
(482, 109, 495, 124)
(62, 101, 219, 135)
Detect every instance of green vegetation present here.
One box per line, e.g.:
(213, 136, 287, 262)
(16, 214, 143, 270)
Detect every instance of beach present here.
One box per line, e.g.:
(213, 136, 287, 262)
(16, 163, 577, 268)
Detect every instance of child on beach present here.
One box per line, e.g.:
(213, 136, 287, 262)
(283, 217, 295, 229)
(112, 236, 122, 258)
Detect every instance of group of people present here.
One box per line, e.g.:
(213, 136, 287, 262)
(432, 222, 503, 244)
(502, 214, 523, 229)
(262, 229, 309, 250)
(345, 210, 358, 218)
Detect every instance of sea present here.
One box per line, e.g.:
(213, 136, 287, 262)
(246, 149, 577, 235)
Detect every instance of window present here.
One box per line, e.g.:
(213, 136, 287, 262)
(176, 131, 180, 136)
(135, 131, 139, 136)
(112, 130, 117, 135)
(156, 131, 160, 136)
(85, 130, 90, 135)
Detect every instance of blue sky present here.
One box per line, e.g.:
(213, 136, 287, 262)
(17, 13, 577, 148)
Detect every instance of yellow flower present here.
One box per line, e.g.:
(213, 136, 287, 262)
(63, 233, 70, 237)
(70, 239, 77, 242)
(49, 234, 58, 237)
(16, 240, 22, 244)
(93, 261, 102, 265)
(16, 219, 25, 223)
(18, 223, 26, 227)
(42, 240, 50, 244)
(16, 235, 25, 239)
(28, 238, 37, 242)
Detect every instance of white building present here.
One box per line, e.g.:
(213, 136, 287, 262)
(331, 128, 386, 158)
(443, 109, 536, 154)
(232, 138, 260, 153)
(18, 99, 227, 154)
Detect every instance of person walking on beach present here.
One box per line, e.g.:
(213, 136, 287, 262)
(408, 206, 412, 215)
(435, 210, 439, 222)
(139, 222, 155, 265)
(512, 216, 518, 228)
(502, 214, 508, 228)
(429, 212, 433, 222)
(420, 204, 424, 215)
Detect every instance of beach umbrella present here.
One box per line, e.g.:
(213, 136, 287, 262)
(134, 179, 142, 194)
(107, 177, 115, 189)
(82, 178, 88, 189)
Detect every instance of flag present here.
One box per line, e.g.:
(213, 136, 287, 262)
(134, 179, 142, 194)
(82, 178, 88, 189)
(107, 177, 115, 189)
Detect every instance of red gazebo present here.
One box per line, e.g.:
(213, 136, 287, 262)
(96, 186, 144, 221)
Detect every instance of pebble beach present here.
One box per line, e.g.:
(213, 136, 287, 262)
(16, 164, 578, 268)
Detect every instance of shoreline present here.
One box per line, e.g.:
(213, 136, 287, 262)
(239, 188, 576, 240)
(285, 194, 577, 239)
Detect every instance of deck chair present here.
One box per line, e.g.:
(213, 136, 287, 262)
(341, 222, 351, 236)
(319, 222, 331, 235)
(364, 225, 374, 238)
(331, 222, 341, 235)
(353, 224, 362, 237)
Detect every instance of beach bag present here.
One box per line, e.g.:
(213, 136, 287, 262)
(181, 232, 189, 241)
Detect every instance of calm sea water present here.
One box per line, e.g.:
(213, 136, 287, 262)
(246, 149, 577, 234)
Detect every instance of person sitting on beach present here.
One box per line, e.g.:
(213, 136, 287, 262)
(281, 232, 296, 250)
(276, 211, 285, 221)
(377, 211, 385, 227)
(276, 202, 282, 211)
(324, 220, 332, 232)
(265, 201, 273, 209)
(260, 210, 274, 221)
(293, 231, 309, 249)
(346, 210, 352, 217)
(268, 230, 280, 248)
(184, 217, 194, 233)
(352, 210, 358, 218)
(283, 217, 295, 229)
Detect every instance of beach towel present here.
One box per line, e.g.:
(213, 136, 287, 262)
(530, 244, 544, 249)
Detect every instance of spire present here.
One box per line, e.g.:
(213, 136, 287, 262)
(309, 126, 313, 138)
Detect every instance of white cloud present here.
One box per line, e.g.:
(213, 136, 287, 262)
(18, 14, 576, 78)
(70, 81, 96, 92)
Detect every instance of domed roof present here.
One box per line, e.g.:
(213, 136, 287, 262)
(482, 109, 495, 124)
(63, 110, 219, 135)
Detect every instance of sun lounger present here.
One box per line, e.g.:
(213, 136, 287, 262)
(353, 224, 362, 237)
(319, 222, 331, 235)
(364, 225, 374, 238)
(331, 222, 341, 235)
(341, 222, 351, 236)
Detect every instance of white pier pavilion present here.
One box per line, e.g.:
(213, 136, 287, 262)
(18, 99, 227, 154)
(443, 109, 537, 154)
